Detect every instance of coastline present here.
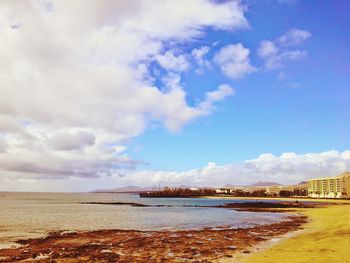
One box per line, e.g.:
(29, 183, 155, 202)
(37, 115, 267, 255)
(1, 198, 346, 262)
(238, 203, 350, 263)
(204, 197, 350, 263)
(217, 226, 307, 263)
(0, 201, 310, 262)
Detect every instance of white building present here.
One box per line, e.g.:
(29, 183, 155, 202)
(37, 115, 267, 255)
(308, 172, 350, 198)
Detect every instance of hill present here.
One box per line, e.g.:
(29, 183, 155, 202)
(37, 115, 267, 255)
(249, 181, 282, 187)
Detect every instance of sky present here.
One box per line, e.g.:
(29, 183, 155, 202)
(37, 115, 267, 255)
(0, 0, 350, 192)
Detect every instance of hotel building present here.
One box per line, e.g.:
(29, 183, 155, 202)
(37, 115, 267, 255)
(307, 171, 350, 198)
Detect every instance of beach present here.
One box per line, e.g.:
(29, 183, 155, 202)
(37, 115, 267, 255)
(210, 197, 350, 262)
(238, 200, 350, 263)
(1, 193, 348, 262)
(0, 192, 310, 262)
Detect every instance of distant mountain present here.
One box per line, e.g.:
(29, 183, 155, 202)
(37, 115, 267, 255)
(92, 185, 161, 193)
(297, 181, 307, 185)
(92, 184, 215, 193)
(249, 181, 282, 187)
(93, 182, 286, 192)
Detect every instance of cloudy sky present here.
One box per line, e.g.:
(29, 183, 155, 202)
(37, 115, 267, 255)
(0, 0, 349, 192)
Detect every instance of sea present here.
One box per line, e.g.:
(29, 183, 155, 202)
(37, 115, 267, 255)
(0, 192, 288, 248)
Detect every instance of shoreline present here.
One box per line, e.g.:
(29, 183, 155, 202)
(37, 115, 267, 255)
(237, 202, 350, 263)
(0, 216, 307, 262)
(217, 226, 307, 263)
(206, 197, 350, 263)
(0, 202, 311, 262)
(2, 199, 346, 262)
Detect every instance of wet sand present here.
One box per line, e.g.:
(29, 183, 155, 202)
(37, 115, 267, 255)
(0, 202, 313, 263)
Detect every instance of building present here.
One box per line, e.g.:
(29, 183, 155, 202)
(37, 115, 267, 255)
(214, 183, 308, 197)
(265, 185, 284, 196)
(308, 171, 350, 198)
(265, 184, 308, 197)
(215, 187, 234, 194)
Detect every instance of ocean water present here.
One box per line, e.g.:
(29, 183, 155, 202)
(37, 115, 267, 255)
(0, 192, 287, 248)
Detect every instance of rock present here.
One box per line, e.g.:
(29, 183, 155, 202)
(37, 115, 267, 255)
(227, 246, 237, 250)
(60, 230, 77, 235)
(36, 253, 50, 260)
(164, 252, 175, 259)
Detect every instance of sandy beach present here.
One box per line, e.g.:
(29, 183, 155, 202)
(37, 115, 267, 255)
(239, 202, 350, 263)
(212, 197, 350, 263)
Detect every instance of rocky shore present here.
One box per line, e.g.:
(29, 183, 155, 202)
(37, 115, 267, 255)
(0, 202, 315, 263)
(0, 216, 307, 263)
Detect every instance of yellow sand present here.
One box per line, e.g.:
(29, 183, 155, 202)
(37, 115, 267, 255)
(239, 203, 350, 263)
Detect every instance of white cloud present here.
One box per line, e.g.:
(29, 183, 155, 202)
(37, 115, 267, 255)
(257, 40, 278, 58)
(258, 28, 310, 69)
(1, 149, 349, 191)
(205, 84, 235, 102)
(0, 139, 7, 153)
(112, 150, 350, 188)
(278, 28, 311, 46)
(49, 131, 95, 151)
(121, 0, 249, 40)
(199, 84, 235, 112)
(153, 77, 235, 132)
(214, 43, 256, 79)
(264, 50, 306, 69)
(191, 46, 211, 72)
(192, 46, 210, 64)
(0, 0, 247, 181)
(156, 51, 190, 72)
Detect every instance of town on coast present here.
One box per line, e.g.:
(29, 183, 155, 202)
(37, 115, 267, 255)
(140, 171, 350, 199)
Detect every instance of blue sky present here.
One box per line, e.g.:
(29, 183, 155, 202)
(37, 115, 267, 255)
(0, 0, 349, 191)
(130, 0, 350, 171)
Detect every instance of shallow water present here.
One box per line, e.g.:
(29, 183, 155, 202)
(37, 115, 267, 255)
(0, 192, 287, 247)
